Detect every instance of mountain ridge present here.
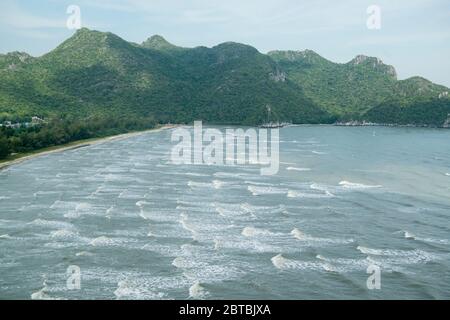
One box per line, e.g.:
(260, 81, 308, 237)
(0, 28, 449, 127)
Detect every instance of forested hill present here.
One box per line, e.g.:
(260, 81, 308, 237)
(1, 28, 449, 127)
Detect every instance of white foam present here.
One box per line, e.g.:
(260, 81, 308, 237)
(404, 231, 416, 239)
(50, 229, 78, 239)
(287, 167, 311, 172)
(315, 254, 370, 273)
(179, 214, 198, 238)
(401, 231, 449, 245)
(291, 228, 353, 244)
(242, 226, 273, 237)
(271, 254, 290, 269)
(271, 254, 321, 270)
(63, 202, 94, 219)
(114, 280, 166, 300)
(75, 251, 94, 257)
(356, 246, 436, 262)
(287, 190, 334, 199)
(0, 234, 12, 239)
(248, 185, 287, 196)
(188, 181, 213, 188)
(244, 181, 274, 186)
(339, 181, 382, 189)
(212, 180, 227, 189)
(105, 206, 115, 219)
(445, 173, 450, 176)
(30, 279, 64, 300)
(189, 282, 209, 299)
(184, 172, 210, 177)
(136, 201, 153, 207)
(90, 236, 115, 246)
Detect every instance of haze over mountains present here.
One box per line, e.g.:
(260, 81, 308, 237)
(1, 28, 449, 126)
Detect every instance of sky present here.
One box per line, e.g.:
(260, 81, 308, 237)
(1, 0, 450, 87)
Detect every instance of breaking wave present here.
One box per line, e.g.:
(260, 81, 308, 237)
(339, 181, 382, 189)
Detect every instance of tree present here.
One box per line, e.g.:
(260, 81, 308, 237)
(0, 135, 10, 159)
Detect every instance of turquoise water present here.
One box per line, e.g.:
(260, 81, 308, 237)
(0, 125, 449, 299)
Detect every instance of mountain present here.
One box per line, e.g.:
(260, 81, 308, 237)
(268, 50, 449, 119)
(0, 28, 449, 126)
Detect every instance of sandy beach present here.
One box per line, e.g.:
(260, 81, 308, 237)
(0, 124, 176, 171)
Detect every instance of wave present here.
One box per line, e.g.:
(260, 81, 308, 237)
(271, 254, 322, 270)
(63, 202, 93, 219)
(241, 226, 273, 237)
(50, 229, 78, 239)
(357, 246, 392, 256)
(179, 214, 198, 238)
(244, 181, 274, 187)
(75, 251, 94, 257)
(136, 201, 152, 207)
(29, 219, 75, 230)
(189, 282, 209, 299)
(312, 151, 327, 155)
(291, 228, 353, 244)
(270, 253, 291, 269)
(446, 173, 450, 176)
(212, 180, 226, 189)
(33, 191, 61, 197)
(0, 234, 12, 239)
(213, 239, 221, 250)
(105, 206, 115, 218)
(339, 181, 382, 189)
(287, 190, 334, 199)
(248, 185, 287, 196)
(172, 256, 190, 268)
(213, 172, 256, 179)
(31, 288, 56, 300)
(114, 280, 166, 300)
(402, 231, 449, 244)
(188, 181, 213, 188)
(30, 278, 64, 300)
(184, 172, 210, 177)
(287, 167, 311, 172)
(357, 246, 437, 261)
(315, 254, 370, 273)
(90, 236, 115, 246)
(240, 203, 284, 216)
(403, 231, 416, 239)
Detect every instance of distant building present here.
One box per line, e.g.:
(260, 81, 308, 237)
(31, 116, 45, 124)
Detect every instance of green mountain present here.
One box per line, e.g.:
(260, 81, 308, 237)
(1, 28, 449, 126)
(268, 50, 449, 119)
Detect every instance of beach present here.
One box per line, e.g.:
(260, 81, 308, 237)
(0, 124, 176, 171)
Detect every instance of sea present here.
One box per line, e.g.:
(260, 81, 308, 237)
(0, 125, 449, 299)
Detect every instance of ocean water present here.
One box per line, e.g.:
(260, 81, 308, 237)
(0, 125, 449, 300)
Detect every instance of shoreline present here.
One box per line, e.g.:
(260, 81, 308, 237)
(0, 124, 176, 171)
(333, 121, 450, 129)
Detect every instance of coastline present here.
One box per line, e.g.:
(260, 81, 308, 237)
(334, 121, 450, 128)
(0, 124, 176, 171)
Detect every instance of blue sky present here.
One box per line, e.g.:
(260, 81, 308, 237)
(1, 0, 450, 86)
